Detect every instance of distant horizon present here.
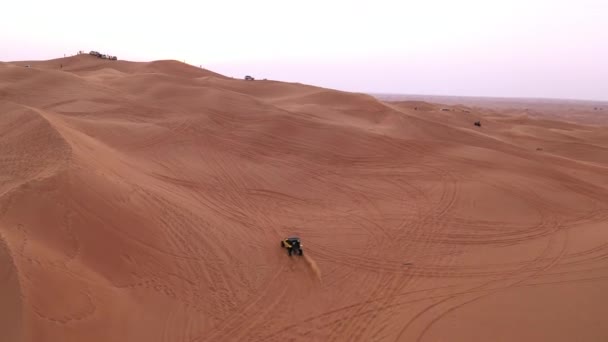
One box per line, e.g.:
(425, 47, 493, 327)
(369, 92, 608, 104)
(4, 50, 608, 104)
(3, 0, 607, 102)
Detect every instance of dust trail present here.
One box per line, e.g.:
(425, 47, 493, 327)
(304, 254, 322, 282)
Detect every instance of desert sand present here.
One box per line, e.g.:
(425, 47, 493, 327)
(1, 55, 608, 342)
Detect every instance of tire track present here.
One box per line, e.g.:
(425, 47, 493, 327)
(415, 226, 569, 342)
(256, 161, 441, 341)
(414, 178, 556, 247)
(196, 263, 288, 342)
(396, 213, 567, 342)
(258, 283, 470, 341)
(391, 168, 566, 340)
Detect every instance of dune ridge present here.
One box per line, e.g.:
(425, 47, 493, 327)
(1, 55, 608, 341)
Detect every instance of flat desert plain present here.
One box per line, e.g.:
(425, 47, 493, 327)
(1, 55, 608, 342)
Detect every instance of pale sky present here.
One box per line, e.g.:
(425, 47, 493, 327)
(2, 0, 607, 101)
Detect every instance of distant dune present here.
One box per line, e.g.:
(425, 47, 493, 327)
(1, 55, 608, 342)
(374, 93, 608, 126)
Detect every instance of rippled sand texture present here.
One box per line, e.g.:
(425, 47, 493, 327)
(1, 55, 608, 341)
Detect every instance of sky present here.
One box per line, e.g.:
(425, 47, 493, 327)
(1, 0, 607, 101)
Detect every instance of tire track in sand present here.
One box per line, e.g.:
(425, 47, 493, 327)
(396, 212, 568, 341)
(194, 262, 288, 342)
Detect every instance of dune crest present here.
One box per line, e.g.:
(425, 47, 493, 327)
(1, 55, 608, 341)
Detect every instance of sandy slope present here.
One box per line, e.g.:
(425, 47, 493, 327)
(1, 55, 608, 342)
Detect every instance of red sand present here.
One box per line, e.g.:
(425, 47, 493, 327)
(1, 55, 608, 342)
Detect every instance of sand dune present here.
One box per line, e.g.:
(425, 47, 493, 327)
(1, 55, 608, 341)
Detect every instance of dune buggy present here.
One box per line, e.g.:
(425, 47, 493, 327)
(281, 236, 303, 256)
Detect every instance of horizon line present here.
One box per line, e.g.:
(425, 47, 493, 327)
(4, 53, 608, 104)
